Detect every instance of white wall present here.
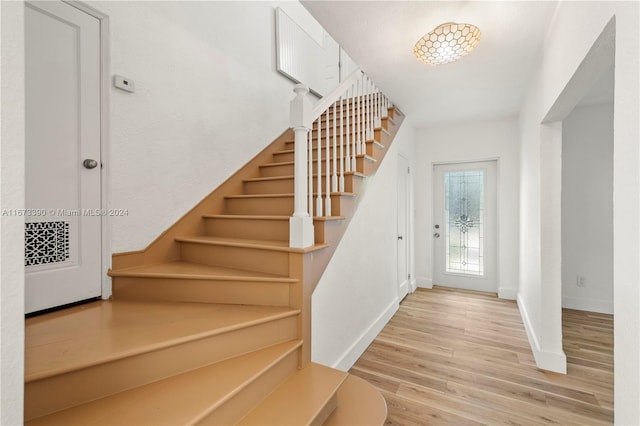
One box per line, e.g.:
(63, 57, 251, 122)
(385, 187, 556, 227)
(414, 117, 520, 299)
(312, 121, 416, 370)
(517, 2, 639, 422)
(90, 1, 316, 253)
(562, 102, 613, 314)
(0, 1, 25, 423)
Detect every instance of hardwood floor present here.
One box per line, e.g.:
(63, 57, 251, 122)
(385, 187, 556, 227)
(350, 287, 613, 425)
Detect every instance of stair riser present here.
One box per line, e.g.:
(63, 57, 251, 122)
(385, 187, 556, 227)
(113, 277, 292, 306)
(205, 217, 289, 241)
(180, 242, 290, 275)
(25, 316, 298, 421)
(197, 350, 298, 425)
(244, 175, 357, 195)
(260, 157, 371, 178)
(274, 142, 382, 163)
(225, 196, 294, 216)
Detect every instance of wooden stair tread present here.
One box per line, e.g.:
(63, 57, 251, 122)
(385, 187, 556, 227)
(244, 171, 365, 183)
(203, 214, 346, 222)
(224, 192, 357, 199)
(324, 375, 387, 425)
(25, 299, 299, 381)
(109, 261, 295, 282)
(238, 362, 347, 425)
(260, 155, 376, 168)
(26, 340, 302, 426)
(175, 235, 329, 253)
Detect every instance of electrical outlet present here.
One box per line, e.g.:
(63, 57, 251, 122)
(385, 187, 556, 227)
(576, 276, 586, 287)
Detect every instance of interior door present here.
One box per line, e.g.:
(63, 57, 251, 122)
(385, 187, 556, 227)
(397, 155, 410, 300)
(433, 161, 497, 293)
(25, 1, 102, 314)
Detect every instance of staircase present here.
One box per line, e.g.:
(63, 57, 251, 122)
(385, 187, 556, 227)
(25, 74, 404, 425)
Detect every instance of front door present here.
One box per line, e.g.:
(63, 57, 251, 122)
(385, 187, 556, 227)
(433, 161, 497, 293)
(25, 1, 102, 314)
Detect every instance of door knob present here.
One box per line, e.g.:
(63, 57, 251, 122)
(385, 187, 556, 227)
(433, 232, 440, 238)
(83, 159, 98, 169)
(398, 235, 403, 240)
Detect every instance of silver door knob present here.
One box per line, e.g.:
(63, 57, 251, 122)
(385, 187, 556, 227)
(83, 159, 98, 169)
(433, 232, 440, 238)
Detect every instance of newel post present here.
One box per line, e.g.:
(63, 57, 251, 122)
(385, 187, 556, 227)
(289, 84, 314, 248)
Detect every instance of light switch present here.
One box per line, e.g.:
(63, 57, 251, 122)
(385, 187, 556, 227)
(114, 75, 135, 93)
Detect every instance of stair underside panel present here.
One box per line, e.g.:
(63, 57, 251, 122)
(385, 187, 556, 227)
(26, 341, 301, 426)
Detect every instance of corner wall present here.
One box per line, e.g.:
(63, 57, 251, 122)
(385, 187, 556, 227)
(561, 102, 613, 314)
(0, 1, 25, 423)
(517, 2, 639, 422)
(312, 121, 416, 370)
(91, 1, 319, 253)
(414, 117, 520, 299)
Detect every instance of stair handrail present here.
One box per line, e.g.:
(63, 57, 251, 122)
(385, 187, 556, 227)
(290, 70, 392, 248)
(311, 69, 363, 120)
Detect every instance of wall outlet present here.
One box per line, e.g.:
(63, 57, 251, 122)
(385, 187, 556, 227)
(576, 276, 586, 287)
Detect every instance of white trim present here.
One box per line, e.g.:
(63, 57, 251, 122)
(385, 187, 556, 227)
(416, 277, 433, 288)
(498, 287, 517, 300)
(331, 298, 399, 372)
(65, 1, 112, 299)
(409, 278, 418, 293)
(562, 296, 613, 315)
(517, 293, 567, 374)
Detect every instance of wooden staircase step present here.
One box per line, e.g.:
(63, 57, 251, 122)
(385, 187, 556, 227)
(176, 235, 328, 275)
(273, 140, 384, 162)
(223, 193, 356, 217)
(26, 340, 303, 426)
(109, 261, 296, 306)
(259, 155, 376, 177)
(25, 300, 300, 420)
(238, 362, 348, 426)
(243, 172, 364, 195)
(324, 374, 388, 425)
(204, 214, 291, 241)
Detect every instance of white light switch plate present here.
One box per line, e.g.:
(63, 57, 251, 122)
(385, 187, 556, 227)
(114, 75, 135, 93)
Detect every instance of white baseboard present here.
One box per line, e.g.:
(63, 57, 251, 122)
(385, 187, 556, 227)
(416, 277, 433, 289)
(498, 287, 517, 300)
(562, 296, 613, 315)
(331, 298, 400, 372)
(409, 278, 418, 293)
(517, 293, 567, 374)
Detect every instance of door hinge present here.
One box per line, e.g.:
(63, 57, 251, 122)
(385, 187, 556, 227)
(408, 273, 412, 280)
(407, 166, 411, 174)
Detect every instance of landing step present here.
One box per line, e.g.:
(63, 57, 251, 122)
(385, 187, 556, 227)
(325, 375, 388, 425)
(25, 300, 300, 420)
(238, 362, 347, 425)
(27, 340, 302, 426)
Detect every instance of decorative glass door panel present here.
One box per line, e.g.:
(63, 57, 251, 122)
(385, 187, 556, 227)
(433, 161, 497, 293)
(445, 170, 484, 276)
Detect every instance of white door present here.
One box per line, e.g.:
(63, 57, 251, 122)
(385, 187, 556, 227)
(433, 161, 497, 293)
(397, 155, 410, 300)
(25, 1, 102, 314)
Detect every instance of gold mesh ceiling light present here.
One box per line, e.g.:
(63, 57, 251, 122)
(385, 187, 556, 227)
(414, 22, 481, 65)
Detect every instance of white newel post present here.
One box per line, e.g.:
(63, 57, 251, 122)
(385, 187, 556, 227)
(289, 84, 315, 248)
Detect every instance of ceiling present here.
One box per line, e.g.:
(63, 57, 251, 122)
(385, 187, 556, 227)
(301, 1, 559, 128)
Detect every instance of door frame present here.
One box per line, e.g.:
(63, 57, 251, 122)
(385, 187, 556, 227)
(430, 158, 501, 293)
(62, 0, 112, 299)
(397, 153, 411, 299)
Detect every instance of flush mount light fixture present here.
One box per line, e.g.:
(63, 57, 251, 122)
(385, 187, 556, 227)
(414, 22, 481, 65)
